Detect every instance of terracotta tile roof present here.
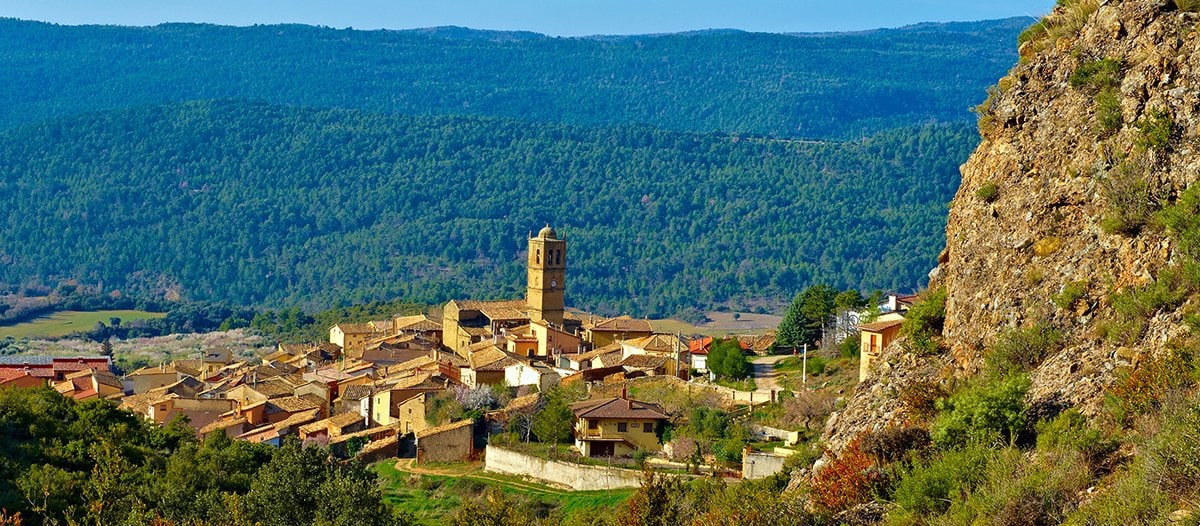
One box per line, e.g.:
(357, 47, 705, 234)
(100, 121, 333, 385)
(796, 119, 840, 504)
(736, 334, 777, 353)
(173, 360, 203, 378)
(393, 314, 442, 332)
(581, 342, 624, 359)
(620, 354, 669, 370)
(570, 397, 668, 420)
(689, 336, 713, 355)
(360, 348, 429, 366)
(503, 393, 541, 413)
(622, 334, 684, 354)
(860, 319, 905, 332)
(589, 315, 653, 333)
(338, 384, 374, 401)
(299, 411, 364, 436)
(416, 418, 473, 439)
(469, 348, 510, 370)
(268, 395, 321, 414)
(120, 388, 168, 415)
(356, 434, 399, 457)
(251, 378, 296, 399)
(329, 424, 398, 445)
(385, 373, 441, 391)
(383, 356, 438, 376)
(278, 343, 315, 356)
(0, 368, 35, 384)
(199, 416, 247, 435)
(237, 424, 285, 443)
(334, 322, 378, 334)
(456, 328, 490, 341)
(126, 364, 177, 377)
(594, 350, 626, 368)
(452, 299, 528, 321)
(273, 408, 322, 432)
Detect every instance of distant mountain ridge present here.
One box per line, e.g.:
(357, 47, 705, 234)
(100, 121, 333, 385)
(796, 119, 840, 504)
(0, 100, 973, 315)
(0, 17, 1028, 138)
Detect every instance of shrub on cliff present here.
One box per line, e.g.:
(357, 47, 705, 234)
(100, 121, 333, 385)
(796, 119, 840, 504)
(901, 287, 946, 355)
(930, 374, 1030, 449)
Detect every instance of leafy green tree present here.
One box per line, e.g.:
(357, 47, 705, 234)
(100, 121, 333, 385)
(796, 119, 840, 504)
(532, 395, 574, 445)
(617, 470, 684, 526)
(707, 338, 749, 380)
(777, 285, 838, 349)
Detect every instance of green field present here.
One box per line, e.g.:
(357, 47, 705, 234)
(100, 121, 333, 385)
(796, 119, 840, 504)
(0, 310, 166, 339)
(374, 461, 632, 525)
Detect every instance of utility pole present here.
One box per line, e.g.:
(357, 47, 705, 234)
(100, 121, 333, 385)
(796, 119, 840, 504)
(801, 343, 808, 388)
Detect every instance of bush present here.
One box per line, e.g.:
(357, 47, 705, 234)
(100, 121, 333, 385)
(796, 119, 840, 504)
(1106, 348, 1198, 425)
(1098, 161, 1160, 236)
(984, 323, 1064, 378)
(1134, 108, 1173, 152)
(860, 427, 931, 465)
(1069, 58, 1121, 90)
(1143, 395, 1200, 494)
(1064, 464, 1172, 525)
(1178, 0, 1200, 11)
(1158, 182, 1200, 260)
(1108, 262, 1200, 343)
(1095, 88, 1122, 135)
(1035, 409, 1116, 469)
(810, 438, 880, 513)
(1052, 281, 1088, 310)
(975, 183, 999, 203)
(937, 448, 1091, 526)
(887, 444, 993, 517)
(930, 375, 1030, 449)
(901, 287, 947, 355)
(898, 379, 948, 422)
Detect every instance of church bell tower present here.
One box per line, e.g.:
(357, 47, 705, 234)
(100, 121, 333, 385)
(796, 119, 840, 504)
(527, 224, 566, 326)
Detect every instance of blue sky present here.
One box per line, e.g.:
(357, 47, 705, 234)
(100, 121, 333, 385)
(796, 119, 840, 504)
(5, 1, 1056, 36)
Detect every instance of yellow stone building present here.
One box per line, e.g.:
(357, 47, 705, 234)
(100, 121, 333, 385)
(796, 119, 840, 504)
(441, 225, 581, 358)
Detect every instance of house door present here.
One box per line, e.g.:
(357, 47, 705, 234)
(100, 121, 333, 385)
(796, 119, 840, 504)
(591, 442, 615, 458)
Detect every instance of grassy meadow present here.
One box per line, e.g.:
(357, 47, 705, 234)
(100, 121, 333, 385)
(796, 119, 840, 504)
(374, 460, 632, 525)
(0, 310, 165, 339)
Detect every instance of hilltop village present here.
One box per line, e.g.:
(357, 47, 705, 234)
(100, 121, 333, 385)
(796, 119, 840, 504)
(0, 225, 912, 486)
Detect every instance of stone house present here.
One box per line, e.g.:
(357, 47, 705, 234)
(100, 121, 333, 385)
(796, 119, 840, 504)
(569, 396, 668, 458)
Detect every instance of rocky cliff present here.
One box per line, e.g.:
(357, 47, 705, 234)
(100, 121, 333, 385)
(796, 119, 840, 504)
(823, 0, 1200, 452)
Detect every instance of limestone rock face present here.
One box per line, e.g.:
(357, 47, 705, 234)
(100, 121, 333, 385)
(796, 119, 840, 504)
(822, 0, 1200, 453)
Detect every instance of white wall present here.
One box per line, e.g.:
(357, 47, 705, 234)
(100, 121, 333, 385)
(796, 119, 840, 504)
(484, 445, 643, 491)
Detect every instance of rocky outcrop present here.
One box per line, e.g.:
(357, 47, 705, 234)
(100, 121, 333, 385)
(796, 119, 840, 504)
(823, 0, 1200, 452)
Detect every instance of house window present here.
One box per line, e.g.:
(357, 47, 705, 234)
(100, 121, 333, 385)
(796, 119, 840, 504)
(588, 420, 598, 429)
(617, 422, 627, 432)
(645, 424, 656, 433)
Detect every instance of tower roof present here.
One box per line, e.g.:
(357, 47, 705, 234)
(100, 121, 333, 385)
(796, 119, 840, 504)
(536, 224, 557, 239)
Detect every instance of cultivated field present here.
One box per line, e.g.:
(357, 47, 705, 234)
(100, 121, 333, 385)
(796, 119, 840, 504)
(4, 329, 271, 368)
(0, 310, 166, 339)
(649, 311, 781, 337)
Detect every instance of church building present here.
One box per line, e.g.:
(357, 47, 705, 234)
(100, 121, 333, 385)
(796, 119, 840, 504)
(441, 225, 583, 358)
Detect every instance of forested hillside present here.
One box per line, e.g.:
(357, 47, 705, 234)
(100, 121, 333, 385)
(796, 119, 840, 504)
(0, 101, 972, 316)
(0, 17, 1026, 138)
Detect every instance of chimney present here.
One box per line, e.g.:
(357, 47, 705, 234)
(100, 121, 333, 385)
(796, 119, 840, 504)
(621, 386, 627, 399)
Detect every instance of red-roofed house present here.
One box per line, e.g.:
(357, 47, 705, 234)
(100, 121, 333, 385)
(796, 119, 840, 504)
(0, 368, 43, 388)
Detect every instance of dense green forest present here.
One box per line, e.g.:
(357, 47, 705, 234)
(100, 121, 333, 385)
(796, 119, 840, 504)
(0, 101, 971, 316)
(0, 17, 1026, 139)
(0, 387, 406, 526)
